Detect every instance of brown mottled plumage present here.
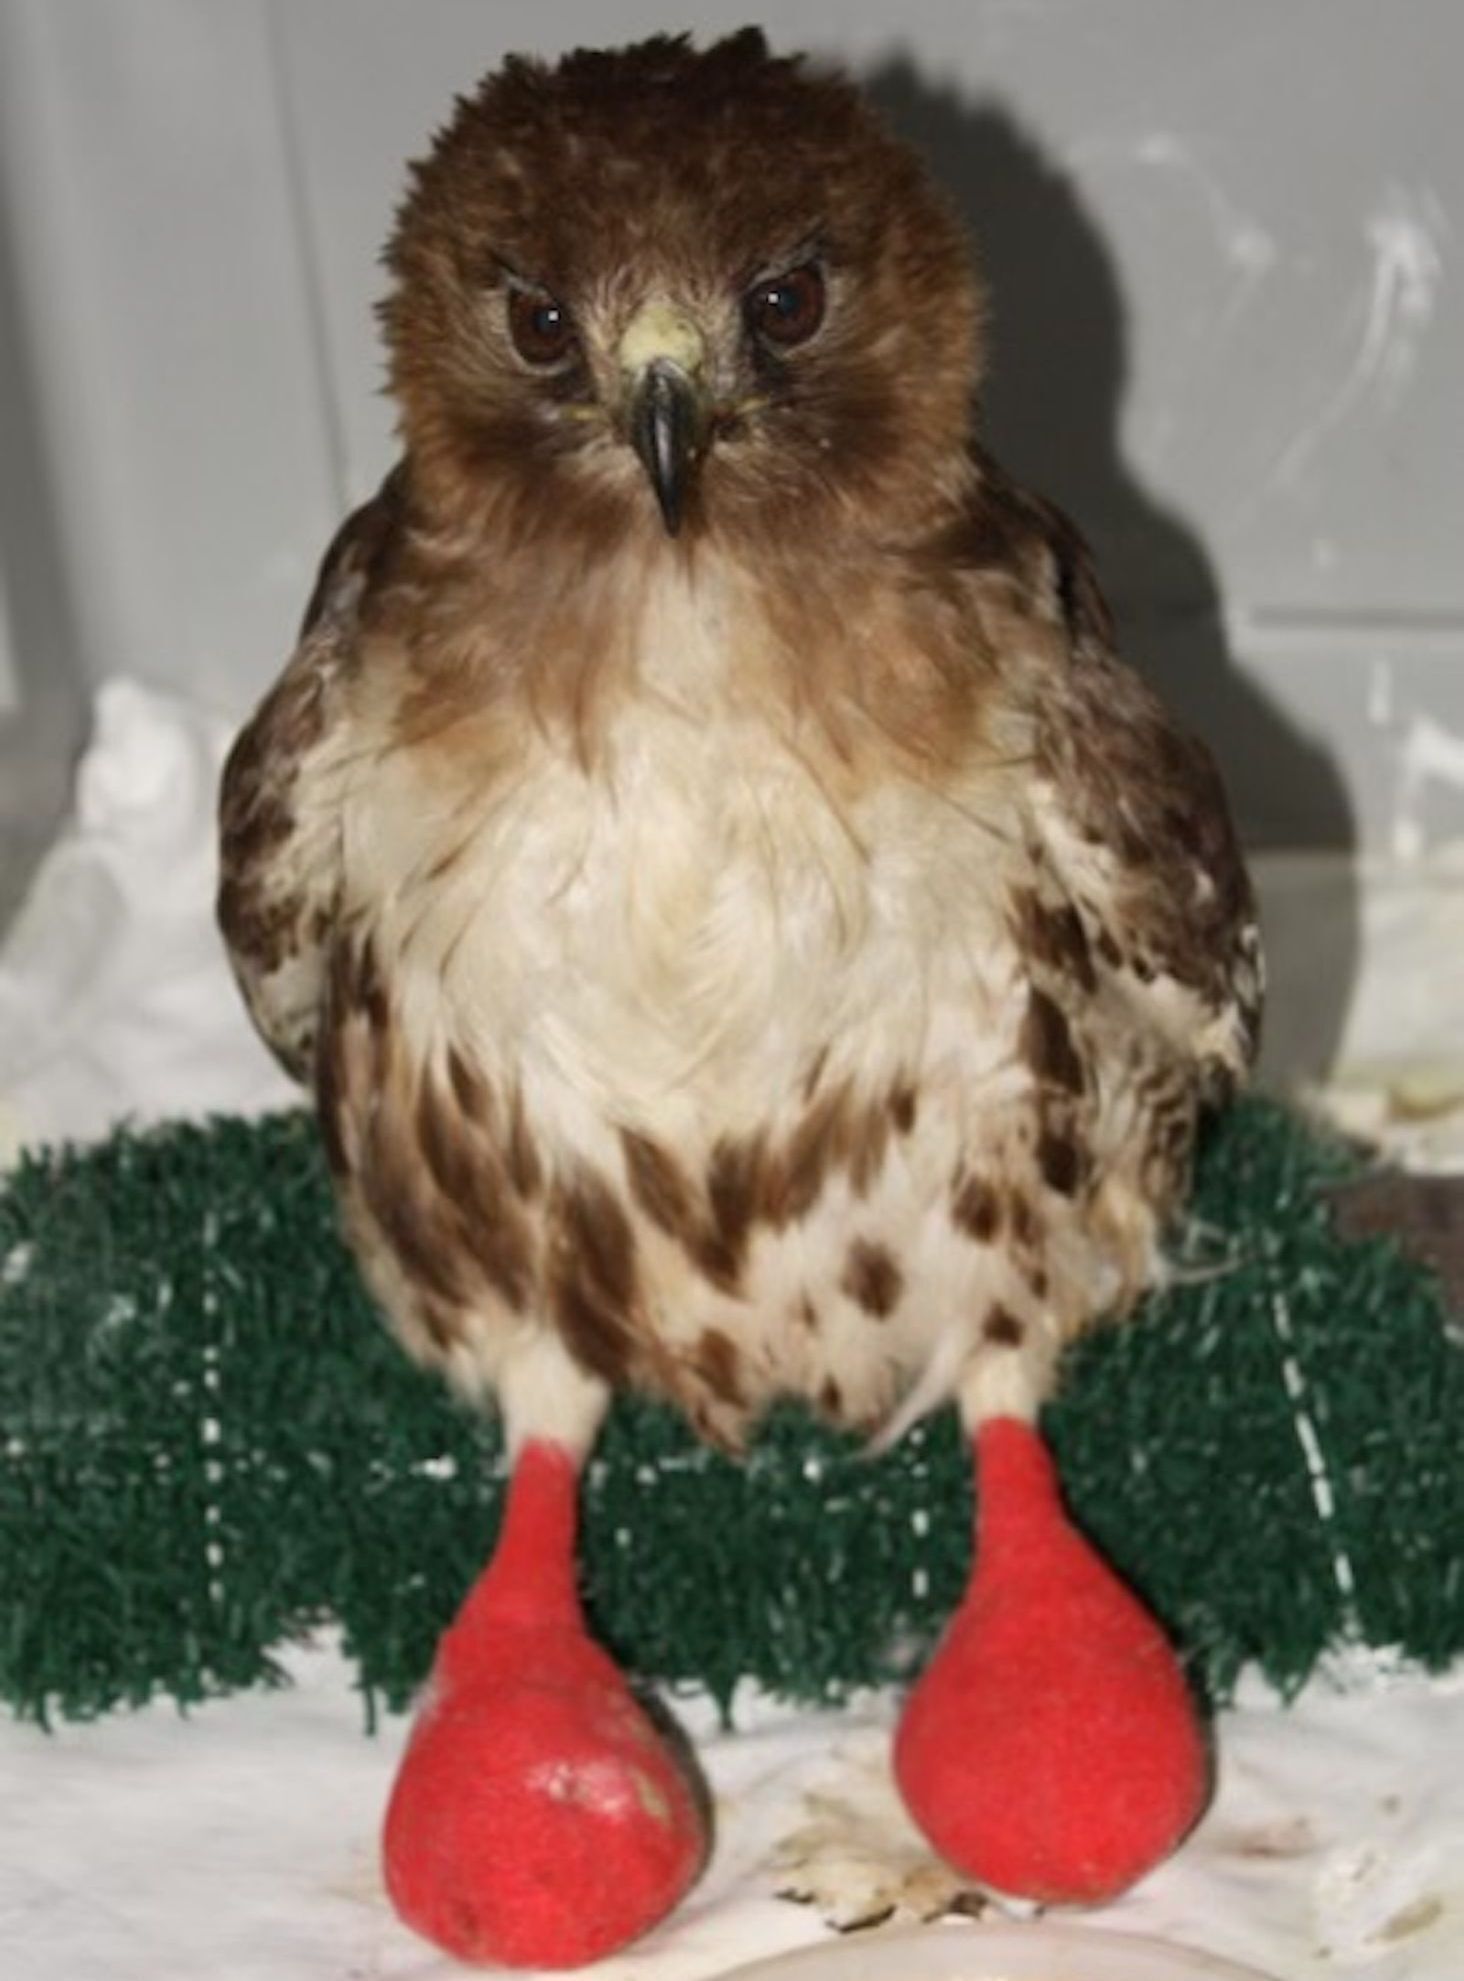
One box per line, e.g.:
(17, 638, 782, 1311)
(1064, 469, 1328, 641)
(219, 31, 1261, 1460)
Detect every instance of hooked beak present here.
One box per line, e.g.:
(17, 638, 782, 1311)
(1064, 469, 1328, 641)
(618, 297, 712, 537)
(628, 359, 707, 537)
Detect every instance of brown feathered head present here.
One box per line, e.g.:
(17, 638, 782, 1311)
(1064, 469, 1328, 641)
(382, 30, 982, 552)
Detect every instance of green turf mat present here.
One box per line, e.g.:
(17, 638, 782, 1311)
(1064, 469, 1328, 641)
(1, 1098, 1459, 1727)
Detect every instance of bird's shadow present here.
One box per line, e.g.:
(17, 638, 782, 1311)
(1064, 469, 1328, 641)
(865, 63, 1361, 1087)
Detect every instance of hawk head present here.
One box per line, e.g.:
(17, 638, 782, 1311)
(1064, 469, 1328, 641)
(383, 30, 983, 553)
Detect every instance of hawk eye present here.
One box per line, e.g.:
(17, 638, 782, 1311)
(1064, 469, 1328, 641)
(507, 287, 578, 367)
(744, 263, 826, 349)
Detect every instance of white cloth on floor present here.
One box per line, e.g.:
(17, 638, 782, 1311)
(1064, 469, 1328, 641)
(2, 679, 1462, 1980)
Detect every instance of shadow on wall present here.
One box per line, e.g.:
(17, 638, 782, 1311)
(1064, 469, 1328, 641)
(867, 62, 1361, 1087)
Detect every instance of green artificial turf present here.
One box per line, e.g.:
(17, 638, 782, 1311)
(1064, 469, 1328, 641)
(1, 1097, 1459, 1726)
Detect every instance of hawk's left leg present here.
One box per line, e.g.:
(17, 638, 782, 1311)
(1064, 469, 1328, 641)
(382, 1336, 707, 1967)
(893, 1342, 1209, 1903)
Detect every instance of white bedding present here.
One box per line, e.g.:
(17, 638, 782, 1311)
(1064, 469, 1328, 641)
(2, 680, 1461, 1981)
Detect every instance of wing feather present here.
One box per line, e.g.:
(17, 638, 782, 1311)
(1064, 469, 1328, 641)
(217, 469, 404, 1081)
(964, 450, 1262, 1090)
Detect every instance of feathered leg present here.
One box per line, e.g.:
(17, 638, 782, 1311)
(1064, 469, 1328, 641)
(382, 1346, 706, 1967)
(894, 1374, 1208, 1904)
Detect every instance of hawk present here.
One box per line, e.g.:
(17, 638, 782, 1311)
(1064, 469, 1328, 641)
(219, 30, 1260, 1967)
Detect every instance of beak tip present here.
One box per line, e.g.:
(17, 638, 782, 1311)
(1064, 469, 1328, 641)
(629, 360, 703, 540)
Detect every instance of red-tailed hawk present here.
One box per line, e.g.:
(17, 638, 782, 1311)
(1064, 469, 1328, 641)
(218, 30, 1261, 1962)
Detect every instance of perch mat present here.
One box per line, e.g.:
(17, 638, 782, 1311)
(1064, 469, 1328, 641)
(1, 1097, 1460, 1727)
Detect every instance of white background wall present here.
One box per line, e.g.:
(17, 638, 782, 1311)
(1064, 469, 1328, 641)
(0, 0, 1460, 862)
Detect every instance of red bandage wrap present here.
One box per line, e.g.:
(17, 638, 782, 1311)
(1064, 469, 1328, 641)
(895, 1417, 1208, 1904)
(382, 1442, 706, 1967)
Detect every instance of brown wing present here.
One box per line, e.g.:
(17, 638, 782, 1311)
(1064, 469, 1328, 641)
(217, 468, 404, 1082)
(963, 448, 1263, 1093)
